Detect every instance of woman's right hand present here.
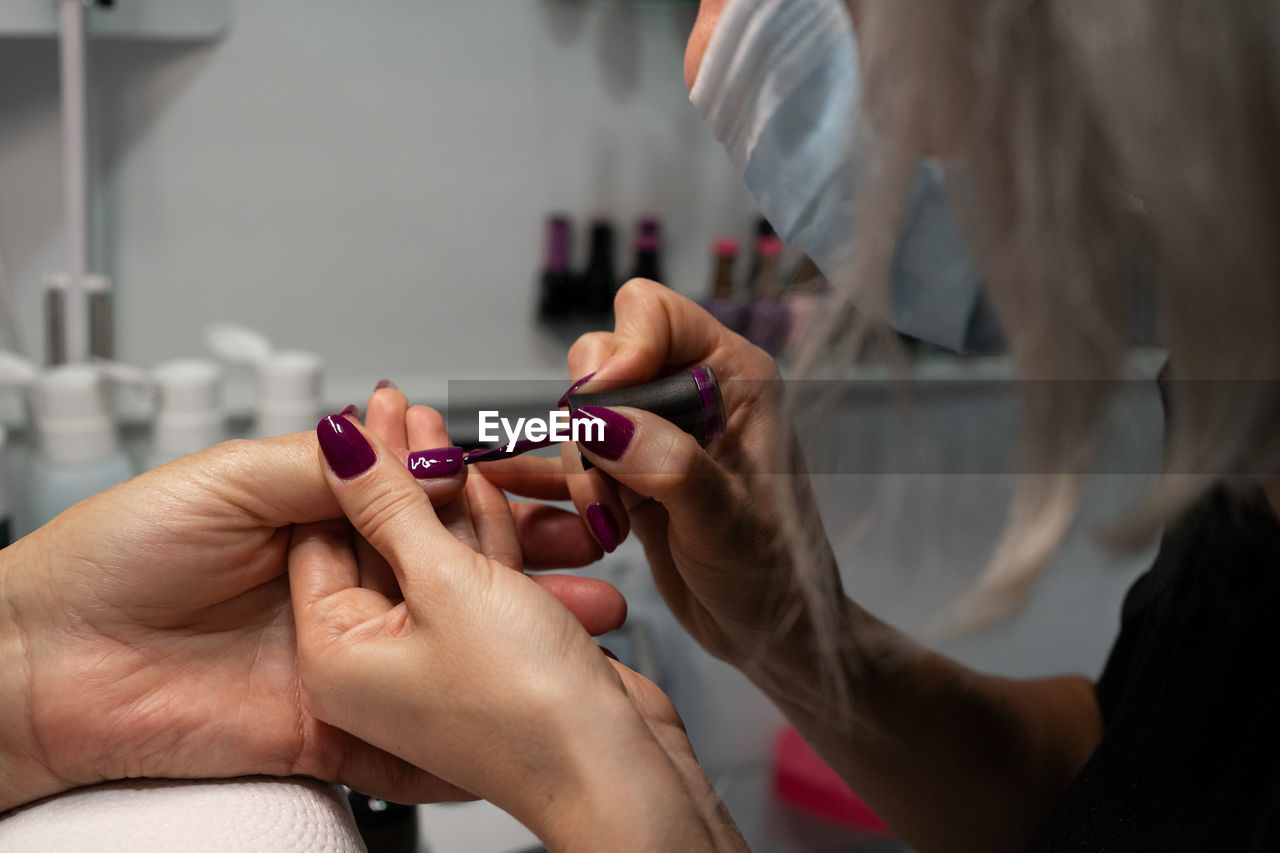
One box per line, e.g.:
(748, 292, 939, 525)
(482, 279, 844, 672)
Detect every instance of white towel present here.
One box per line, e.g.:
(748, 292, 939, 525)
(0, 777, 366, 852)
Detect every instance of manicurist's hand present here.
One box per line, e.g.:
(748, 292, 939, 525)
(479, 279, 843, 674)
(361, 381, 608, 579)
(289, 413, 742, 851)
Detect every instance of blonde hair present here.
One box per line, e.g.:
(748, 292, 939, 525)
(784, 0, 1280, 655)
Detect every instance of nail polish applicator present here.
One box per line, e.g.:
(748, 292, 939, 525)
(463, 365, 725, 465)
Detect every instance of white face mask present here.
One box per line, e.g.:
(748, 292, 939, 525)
(689, 0, 1003, 353)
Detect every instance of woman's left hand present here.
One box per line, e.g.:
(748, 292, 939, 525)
(0, 392, 624, 814)
(0, 432, 467, 814)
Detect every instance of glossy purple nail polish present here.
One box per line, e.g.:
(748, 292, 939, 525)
(572, 406, 634, 461)
(339, 404, 359, 417)
(407, 447, 464, 479)
(586, 502, 621, 553)
(375, 379, 398, 391)
(557, 372, 597, 408)
(317, 414, 376, 479)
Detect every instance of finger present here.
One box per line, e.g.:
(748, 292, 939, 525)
(565, 330, 616, 387)
(169, 431, 344, 528)
(330, 737, 477, 805)
(315, 413, 473, 599)
(404, 406, 468, 506)
(405, 405, 478, 550)
(353, 531, 403, 601)
(365, 380, 410, 453)
(330, 736, 477, 805)
(289, 521, 397, 633)
(512, 503, 604, 568)
(559, 439, 630, 555)
(472, 455, 571, 501)
(570, 405, 744, 550)
(352, 393, 411, 597)
(288, 519, 359, 606)
(465, 469, 523, 571)
(578, 279, 743, 386)
(529, 574, 627, 637)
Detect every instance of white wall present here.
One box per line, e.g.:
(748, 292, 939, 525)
(0, 0, 757, 403)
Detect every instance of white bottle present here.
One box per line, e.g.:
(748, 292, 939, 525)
(257, 350, 323, 438)
(149, 358, 228, 468)
(204, 324, 323, 438)
(31, 364, 136, 528)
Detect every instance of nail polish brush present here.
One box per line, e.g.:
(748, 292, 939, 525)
(463, 365, 725, 465)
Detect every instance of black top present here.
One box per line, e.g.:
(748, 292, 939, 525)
(1028, 486, 1280, 851)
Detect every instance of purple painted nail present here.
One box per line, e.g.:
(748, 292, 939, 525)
(339, 403, 359, 418)
(586, 502, 621, 553)
(317, 414, 376, 479)
(407, 446, 464, 479)
(557, 372, 597, 408)
(375, 379, 398, 391)
(572, 406, 634, 461)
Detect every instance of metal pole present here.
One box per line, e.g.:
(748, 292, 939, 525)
(58, 0, 90, 364)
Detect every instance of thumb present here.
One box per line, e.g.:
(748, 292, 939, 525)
(569, 405, 744, 539)
(316, 412, 473, 598)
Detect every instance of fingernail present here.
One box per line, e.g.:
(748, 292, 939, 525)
(375, 379, 398, 391)
(557, 372, 597, 408)
(586, 502, 621, 553)
(339, 403, 359, 417)
(317, 414, 376, 479)
(407, 446, 464, 479)
(572, 406, 634, 461)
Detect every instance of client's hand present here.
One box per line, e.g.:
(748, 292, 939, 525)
(0, 396, 623, 815)
(290, 413, 742, 851)
(0, 434, 462, 815)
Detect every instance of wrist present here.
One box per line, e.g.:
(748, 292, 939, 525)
(512, 695, 716, 852)
(740, 596, 909, 727)
(0, 538, 68, 814)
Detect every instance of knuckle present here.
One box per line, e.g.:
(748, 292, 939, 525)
(650, 429, 704, 494)
(352, 485, 425, 555)
(568, 332, 613, 368)
(408, 404, 447, 435)
(613, 278, 658, 315)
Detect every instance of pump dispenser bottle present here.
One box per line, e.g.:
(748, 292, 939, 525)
(205, 324, 324, 438)
(31, 364, 137, 527)
(257, 351, 323, 438)
(149, 359, 228, 468)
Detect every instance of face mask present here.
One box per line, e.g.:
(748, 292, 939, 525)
(689, 0, 1003, 354)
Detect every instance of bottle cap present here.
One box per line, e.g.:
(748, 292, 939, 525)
(35, 364, 119, 464)
(757, 235, 784, 258)
(152, 359, 227, 463)
(154, 359, 222, 414)
(714, 237, 740, 258)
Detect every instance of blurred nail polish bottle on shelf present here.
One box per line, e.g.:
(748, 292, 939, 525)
(785, 254, 830, 355)
(629, 215, 664, 284)
(743, 234, 789, 354)
(700, 236, 744, 333)
(582, 218, 617, 322)
(747, 217, 776, 284)
(537, 214, 576, 322)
